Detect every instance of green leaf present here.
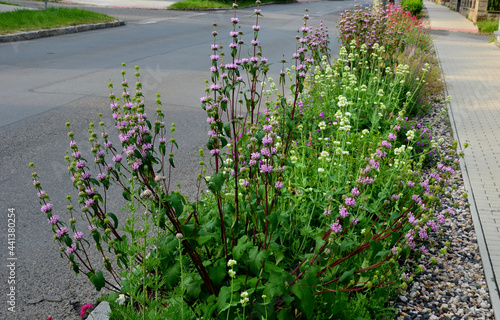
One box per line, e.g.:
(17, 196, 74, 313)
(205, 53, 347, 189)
(216, 286, 232, 313)
(232, 235, 252, 260)
(92, 232, 101, 246)
(207, 259, 226, 288)
(263, 267, 286, 298)
(167, 193, 184, 217)
(106, 212, 118, 229)
(184, 275, 202, 299)
(248, 246, 268, 275)
(292, 284, 314, 319)
(122, 190, 131, 201)
(196, 230, 216, 246)
(208, 173, 224, 194)
(164, 261, 181, 290)
(206, 137, 215, 151)
(220, 137, 228, 149)
(88, 271, 105, 291)
(169, 157, 175, 168)
(331, 290, 348, 315)
(369, 240, 383, 263)
(278, 308, 294, 320)
(286, 119, 296, 131)
(224, 202, 235, 216)
(274, 250, 285, 265)
(339, 268, 355, 283)
(340, 238, 356, 252)
(375, 249, 391, 259)
(223, 122, 231, 137)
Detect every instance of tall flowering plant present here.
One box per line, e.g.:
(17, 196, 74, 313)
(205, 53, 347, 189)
(31, 3, 461, 319)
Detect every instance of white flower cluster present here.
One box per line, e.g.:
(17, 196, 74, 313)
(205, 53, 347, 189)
(406, 130, 415, 141)
(318, 121, 327, 131)
(335, 147, 349, 156)
(318, 150, 331, 161)
(240, 291, 249, 305)
(394, 145, 406, 156)
(227, 259, 237, 278)
(396, 64, 410, 76)
(333, 109, 352, 132)
(337, 95, 348, 108)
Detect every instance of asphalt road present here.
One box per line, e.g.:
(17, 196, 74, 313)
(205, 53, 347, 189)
(0, 1, 367, 318)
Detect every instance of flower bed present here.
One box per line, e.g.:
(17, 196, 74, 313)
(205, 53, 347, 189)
(31, 2, 466, 319)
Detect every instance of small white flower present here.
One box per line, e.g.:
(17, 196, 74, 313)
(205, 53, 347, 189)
(318, 121, 327, 131)
(406, 130, 415, 141)
(227, 259, 237, 267)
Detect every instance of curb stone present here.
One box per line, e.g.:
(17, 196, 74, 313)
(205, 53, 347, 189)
(0, 20, 125, 43)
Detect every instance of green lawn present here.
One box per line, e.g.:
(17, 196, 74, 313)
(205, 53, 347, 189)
(0, 7, 117, 35)
(169, 0, 295, 10)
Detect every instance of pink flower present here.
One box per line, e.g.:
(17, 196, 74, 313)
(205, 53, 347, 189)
(80, 303, 93, 317)
(330, 222, 342, 233)
(260, 164, 273, 173)
(41, 203, 53, 213)
(339, 205, 350, 218)
(48, 215, 59, 225)
(262, 136, 273, 145)
(345, 197, 356, 207)
(351, 188, 360, 197)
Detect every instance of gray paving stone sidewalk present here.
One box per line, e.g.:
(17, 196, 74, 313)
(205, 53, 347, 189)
(425, 0, 500, 317)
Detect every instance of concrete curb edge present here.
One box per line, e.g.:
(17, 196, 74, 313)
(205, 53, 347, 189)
(434, 41, 500, 319)
(0, 20, 125, 43)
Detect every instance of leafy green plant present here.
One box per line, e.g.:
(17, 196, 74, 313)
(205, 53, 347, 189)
(31, 3, 462, 319)
(400, 0, 423, 16)
(476, 18, 499, 33)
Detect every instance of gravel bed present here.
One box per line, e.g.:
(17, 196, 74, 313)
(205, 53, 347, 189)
(392, 100, 494, 319)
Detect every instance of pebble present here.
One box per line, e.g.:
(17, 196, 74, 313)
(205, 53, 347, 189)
(394, 93, 494, 318)
(27, 297, 44, 304)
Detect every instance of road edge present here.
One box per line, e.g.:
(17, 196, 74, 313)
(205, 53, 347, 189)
(0, 20, 125, 43)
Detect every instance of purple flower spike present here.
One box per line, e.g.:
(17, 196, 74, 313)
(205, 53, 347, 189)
(48, 215, 59, 224)
(41, 203, 53, 213)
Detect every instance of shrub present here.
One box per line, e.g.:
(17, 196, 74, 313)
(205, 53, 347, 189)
(400, 0, 423, 16)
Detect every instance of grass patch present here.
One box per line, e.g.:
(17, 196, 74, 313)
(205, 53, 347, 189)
(0, 7, 117, 35)
(0, 1, 20, 5)
(169, 0, 294, 10)
(476, 18, 499, 33)
(169, 0, 228, 9)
